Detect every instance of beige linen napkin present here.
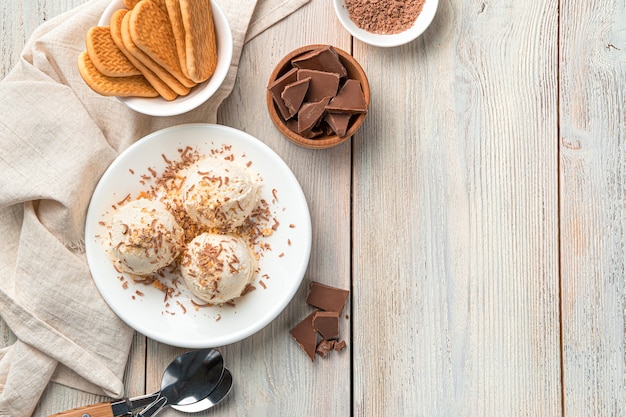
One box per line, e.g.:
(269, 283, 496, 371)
(0, 0, 308, 416)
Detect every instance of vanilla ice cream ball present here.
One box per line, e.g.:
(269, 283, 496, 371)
(182, 157, 259, 231)
(181, 232, 257, 304)
(105, 199, 184, 275)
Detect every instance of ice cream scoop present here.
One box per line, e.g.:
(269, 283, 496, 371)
(181, 232, 257, 304)
(181, 157, 259, 231)
(105, 198, 184, 275)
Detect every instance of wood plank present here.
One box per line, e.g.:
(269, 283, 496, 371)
(559, 1, 626, 416)
(351, 0, 562, 415)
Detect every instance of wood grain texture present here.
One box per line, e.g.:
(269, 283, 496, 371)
(559, 0, 626, 416)
(351, 0, 561, 415)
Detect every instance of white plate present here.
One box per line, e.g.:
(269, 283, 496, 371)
(333, 0, 438, 47)
(85, 124, 312, 348)
(98, 0, 233, 116)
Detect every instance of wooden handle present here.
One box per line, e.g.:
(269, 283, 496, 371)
(47, 402, 114, 417)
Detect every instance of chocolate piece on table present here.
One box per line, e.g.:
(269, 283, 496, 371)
(325, 79, 367, 114)
(315, 339, 334, 357)
(289, 310, 318, 361)
(281, 77, 310, 119)
(297, 97, 331, 137)
(334, 340, 347, 351)
(291, 45, 348, 78)
(297, 69, 340, 102)
(305, 281, 349, 315)
(268, 67, 298, 120)
(324, 112, 352, 137)
(313, 311, 340, 339)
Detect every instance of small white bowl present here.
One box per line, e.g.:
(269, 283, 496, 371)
(98, 0, 233, 116)
(333, 0, 438, 48)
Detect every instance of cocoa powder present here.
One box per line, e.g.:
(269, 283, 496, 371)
(345, 0, 426, 35)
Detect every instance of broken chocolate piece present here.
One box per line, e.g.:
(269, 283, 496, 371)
(297, 69, 340, 102)
(315, 339, 334, 357)
(281, 77, 310, 119)
(324, 112, 352, 137)
(313, 311, 340, 339)
(305, 126, 325, 139)
(297, 97, 331, 137)
(289, 310, 318, 361)
(325, 79, 367, 114)
(334, 340, 347, 351)
(291, 45, 348, 78)
(315, 339, 347, 358)
(285, 118, 298, 133)
(306, 281, 349, 315)
(268, 67, 298, 120)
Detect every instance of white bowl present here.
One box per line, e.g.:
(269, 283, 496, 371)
(333, 0, 438, 47)
(98, 0, 233, 116)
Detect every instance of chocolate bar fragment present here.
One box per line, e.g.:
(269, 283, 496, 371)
(313, 311, 340, 339)
(324, 112, 352, 137)
(268, 67, 298, 120)
(315, 339, 347, 358)
(315, 339, 334, 357)
(306, 281, 349, 315)
(334, 340, 346, 351)
(326, 79, 367, 114)
(291, 45, 348, 78)
(289, 310, 317, 361)
(297, 97, 331, 137)
(281, 77, 310, 119)
(297, 69, 340, 102)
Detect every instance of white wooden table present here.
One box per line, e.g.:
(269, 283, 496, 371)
(2, 0, 626, 416)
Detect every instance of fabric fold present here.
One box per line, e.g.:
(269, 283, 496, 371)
(0, 342, 58, 417)
(0, 0, 310, 416)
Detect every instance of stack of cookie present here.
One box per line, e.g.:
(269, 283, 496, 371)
(78, 0, 218, 101)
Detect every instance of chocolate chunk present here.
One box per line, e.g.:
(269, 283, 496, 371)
(297, 69, 340, 102)
(325, 79, 367, 114)
(291, 45, 348, 78)
(306, 281, 349, 315)
(334, 340, 346, 351)
(305, 125, 324, 139)
(315, 339, 334, 357)
(297, 97, 331, 137)
(281, 77, 310, 119)
(313, 311, 340, 339)
(315, 339, 347, 358)
(268, 67, 298, 120)
(289, 310, 318, 361)
(324, 112, 352, 137)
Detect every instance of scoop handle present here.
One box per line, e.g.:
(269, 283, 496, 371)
(47, 402, 113, 417)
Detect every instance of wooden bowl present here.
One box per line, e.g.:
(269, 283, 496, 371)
(266, 44, 370, 149)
